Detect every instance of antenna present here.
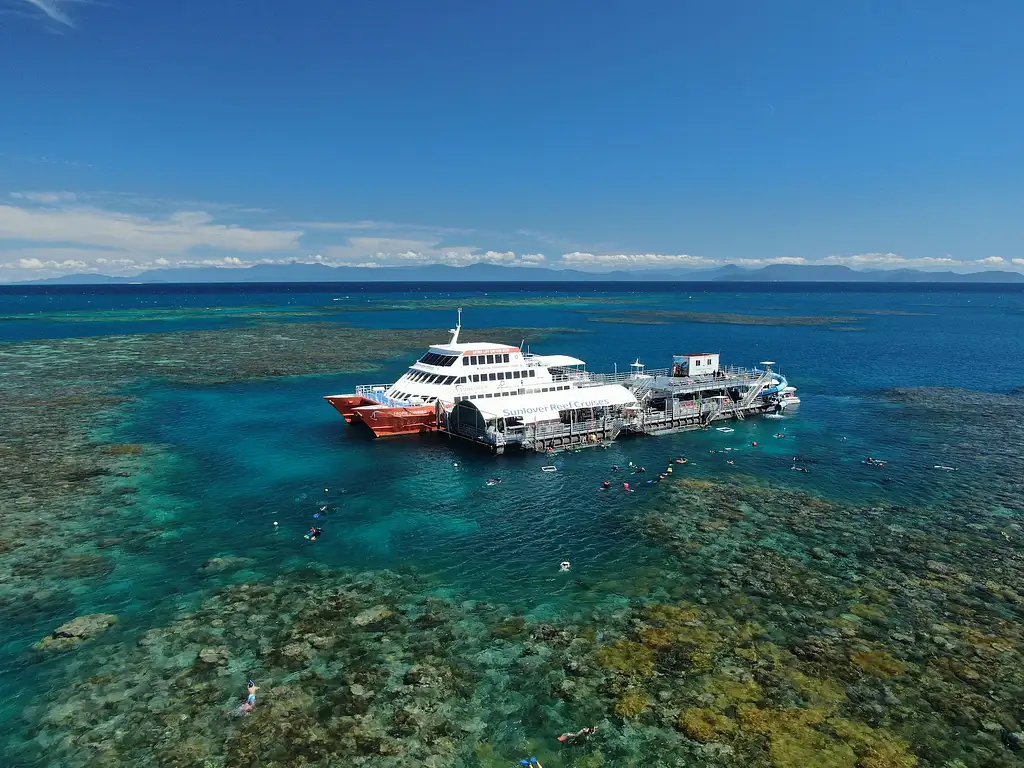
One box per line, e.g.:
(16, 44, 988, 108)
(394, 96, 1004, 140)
(449, 307, 462, 344)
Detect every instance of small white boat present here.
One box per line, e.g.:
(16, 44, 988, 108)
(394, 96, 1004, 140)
(779, 386, 801, 406)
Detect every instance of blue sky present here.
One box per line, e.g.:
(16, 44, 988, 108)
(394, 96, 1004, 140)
(1, 0, 1023, 278)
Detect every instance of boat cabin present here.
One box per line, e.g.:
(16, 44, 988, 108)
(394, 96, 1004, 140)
(672, 353, 720, 378)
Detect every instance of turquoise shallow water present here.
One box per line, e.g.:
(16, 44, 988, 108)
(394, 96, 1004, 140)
(2, 282, 1023, 767)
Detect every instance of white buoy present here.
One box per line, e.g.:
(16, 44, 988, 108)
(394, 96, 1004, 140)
(273, 521, 279, 527)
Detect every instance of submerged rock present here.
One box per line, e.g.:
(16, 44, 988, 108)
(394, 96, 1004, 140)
(352, 605, 394, 627)
(34, 613, 117, 654)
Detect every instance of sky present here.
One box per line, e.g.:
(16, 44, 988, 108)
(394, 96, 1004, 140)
(1, 0, 1023, 280)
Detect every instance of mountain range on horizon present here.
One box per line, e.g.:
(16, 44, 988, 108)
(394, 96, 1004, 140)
(11, 262, 1024, 285)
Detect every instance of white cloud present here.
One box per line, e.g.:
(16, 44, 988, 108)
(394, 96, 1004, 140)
(15, 257, 88, 270)
(561, 252, 715, 268)
(559, 253, 810, 269)
(2, 191, 1022, 280)
(10, 191, 78, 203)
(318, 238, 545, 268)
(0, 204, 301, 254)
(20, 0, 78, 26)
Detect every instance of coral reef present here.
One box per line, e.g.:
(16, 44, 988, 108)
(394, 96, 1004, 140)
(33, 613, 117, 654)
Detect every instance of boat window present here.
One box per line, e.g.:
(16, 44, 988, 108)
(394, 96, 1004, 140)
(486, 354, 495, 364)
(529, 370, 536, 377)
(445, 376, 456, 384)
(489, 373, 497, 381)
(497, 372, 505, 380)
(502, 353, 509, 362)
(471, 374, 478, 382)
(462, 357, 469, 366)
(471, 356, 479, 365)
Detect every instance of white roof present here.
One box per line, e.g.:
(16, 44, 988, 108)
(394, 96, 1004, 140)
(432, 342, 516, 353)
(530, 354, 586, 368)
(467, 384, 638, 423)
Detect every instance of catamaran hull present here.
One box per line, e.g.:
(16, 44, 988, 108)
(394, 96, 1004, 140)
(351, 405, 438, 437)
(324, 395, 379, 422)
(325, 395, 438, 437)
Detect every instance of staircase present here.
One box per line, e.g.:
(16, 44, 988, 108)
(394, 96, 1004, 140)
(628, 377, 656, 403)
(739, 368, 777, 407)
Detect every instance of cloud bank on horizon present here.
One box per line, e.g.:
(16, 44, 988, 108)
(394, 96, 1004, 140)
(1, 192, 1021, 281)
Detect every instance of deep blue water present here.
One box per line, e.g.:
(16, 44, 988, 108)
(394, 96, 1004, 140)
(2, 282, 1023, 765)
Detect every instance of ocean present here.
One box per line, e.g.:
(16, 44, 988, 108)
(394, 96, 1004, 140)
(1, 282, 1022, 767)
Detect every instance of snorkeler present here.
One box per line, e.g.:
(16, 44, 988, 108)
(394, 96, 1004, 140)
(557, 726, 598, 744)
(519, 759, 543, 768)
(791, 465, 809, 473)
(600, 480, 611, 490)
(486, 478, 502, 486)
(239, 680, 258, 713)
(305, 527, 323, 541)
(559, 561, 571, 572)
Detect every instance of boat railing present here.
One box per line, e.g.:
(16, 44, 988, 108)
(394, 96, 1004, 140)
(353, 385, 408, 407)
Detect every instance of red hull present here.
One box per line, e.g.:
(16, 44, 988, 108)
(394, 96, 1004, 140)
(324, 395, 437, 437)
(324, 395, 379, 422)
(352, 405, 438, 437)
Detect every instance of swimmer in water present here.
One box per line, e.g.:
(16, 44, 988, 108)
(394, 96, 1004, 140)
(559, 561, 571, 572)
(600, 480, 611, 490)
(791, 465, 809, 473)
(486, 478, 502, 486)
(557, 726, 598, 744)
(305, 527, 323, 541)
(239, 680, 258, 713)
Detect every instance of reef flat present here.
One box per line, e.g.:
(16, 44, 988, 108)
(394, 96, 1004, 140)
(16, 469, 1024, 767)
(0, 323, 562, 646)
(0, 294, 651, 325)
(580, 310, 861, 327)
(880, 387, 1024, 513)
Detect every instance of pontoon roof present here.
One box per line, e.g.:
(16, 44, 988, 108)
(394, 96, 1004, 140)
(466, 384, 637, 423)
(529, 354, 586, 368)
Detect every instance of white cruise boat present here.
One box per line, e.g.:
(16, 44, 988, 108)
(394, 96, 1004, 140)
(324, 310, 638, 437)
